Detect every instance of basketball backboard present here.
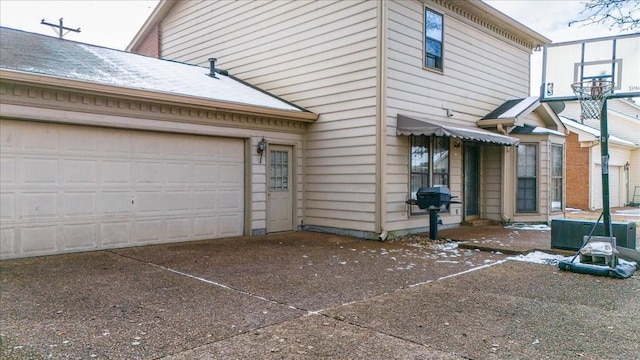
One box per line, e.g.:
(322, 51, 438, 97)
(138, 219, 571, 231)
(540, 33, 640, 102)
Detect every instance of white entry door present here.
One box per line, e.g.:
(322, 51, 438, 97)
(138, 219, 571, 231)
(267, 145, 293, 232)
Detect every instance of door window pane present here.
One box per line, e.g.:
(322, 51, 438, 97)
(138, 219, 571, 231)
(270, 150, 288, 190)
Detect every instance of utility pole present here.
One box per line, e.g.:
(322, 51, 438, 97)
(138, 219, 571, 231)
(40, 18, 80, 39)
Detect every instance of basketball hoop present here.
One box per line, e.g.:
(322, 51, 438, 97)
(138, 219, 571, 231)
(570, 80, 614, 120)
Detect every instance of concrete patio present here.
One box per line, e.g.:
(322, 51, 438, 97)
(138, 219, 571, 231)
(1, 230, 638, 359)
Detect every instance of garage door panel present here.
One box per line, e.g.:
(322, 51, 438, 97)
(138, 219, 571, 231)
(193, 191, 216, 211)
(22, 225, 58, 254)
(101, 191, 132, 215)
(609, 167, 620, 207)
(1, 120, 245, 259)
(63, 159, 97, 185)
(134, 133, 166, 157)
(0, 121, 17, 150)
(63, 192, 96, 217)
(23, 158, 58, 185)
(220, 164, 242, 184)
(194, 216, 218, 237)
(101, 161, 131, 184)
(193, 137, 222, 158)
(1, 193, 15, 220)
(62, 127, 97, 154)
(219, 190, 242, 210)
(1, 157, 16, 184)
(23, 126, 58, 152)
(165, 191, 191, 213)
(164, 137, 193, 157)
(219, 214, 243, 235)
(101, 221, 131, 245)
(135, 162, 163, 185)
(134, 219, 164, 243)
(194, 164, 219, 185)
(135, 191, 164, 214)
(63, 223, 97, 249)
(0, 228, 16, 256)
(98, 131, 132, 155)
(21, 192, 58, 219)
(165, 163, 192, 185)
(166, 218, 191, 240)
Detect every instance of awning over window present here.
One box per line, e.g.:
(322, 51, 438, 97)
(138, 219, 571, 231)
(396, 114, 519, 146)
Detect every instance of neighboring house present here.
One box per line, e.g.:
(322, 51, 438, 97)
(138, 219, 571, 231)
(129, 0, 566, 240)
(559, 98, 640, 209)
(0, 27, 317, 259)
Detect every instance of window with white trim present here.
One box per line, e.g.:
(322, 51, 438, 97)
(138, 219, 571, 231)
(551, 144, 563, 212)
(517, 144, 537, 212)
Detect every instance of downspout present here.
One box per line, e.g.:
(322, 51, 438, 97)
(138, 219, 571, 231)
(498, 123, 511, 224)
(376, 0, 388, 241)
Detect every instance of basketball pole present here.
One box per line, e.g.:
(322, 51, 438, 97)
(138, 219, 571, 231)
(599, 99, 613, 238)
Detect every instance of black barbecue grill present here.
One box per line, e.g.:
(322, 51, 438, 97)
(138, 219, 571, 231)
(406, 186, 460, 240)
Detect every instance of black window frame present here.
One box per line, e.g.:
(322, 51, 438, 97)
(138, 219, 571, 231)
(410, 135, 450, 215)
(424, 7, 444, 71)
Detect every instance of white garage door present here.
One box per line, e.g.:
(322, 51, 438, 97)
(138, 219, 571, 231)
(609, 166, 621, 207)
(592, 164, 622, 209)
(0, 120, 244, 259)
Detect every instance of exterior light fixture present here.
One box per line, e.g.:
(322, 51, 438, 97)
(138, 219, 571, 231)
(257, 137, 266, 163)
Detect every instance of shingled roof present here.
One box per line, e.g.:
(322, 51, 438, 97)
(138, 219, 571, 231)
(0, 27, 312, 115)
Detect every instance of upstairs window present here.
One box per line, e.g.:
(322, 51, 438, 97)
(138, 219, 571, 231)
(425, 8, 443, 71)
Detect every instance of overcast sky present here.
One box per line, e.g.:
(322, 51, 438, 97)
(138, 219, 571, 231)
(0, 0, 636, 95)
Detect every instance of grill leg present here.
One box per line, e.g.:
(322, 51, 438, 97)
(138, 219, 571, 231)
(429, 207, 439, 240)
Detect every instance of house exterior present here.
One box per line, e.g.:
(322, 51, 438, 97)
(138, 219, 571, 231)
(0, 27, 317, 259)
(129, 0, 566, 240)
(560, 99, 640, 209)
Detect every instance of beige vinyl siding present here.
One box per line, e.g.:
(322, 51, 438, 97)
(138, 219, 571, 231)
(521, 113, 548, 128)
(386, 0, 530, 123)
(483, 145, 502, 221)
(385, 0, 530, 230)
(159, 0, 380, 233)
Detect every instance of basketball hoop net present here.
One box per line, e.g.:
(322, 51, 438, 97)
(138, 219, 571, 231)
(570, 80, 614, 121)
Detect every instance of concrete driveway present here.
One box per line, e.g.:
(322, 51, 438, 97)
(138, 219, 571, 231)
(1, 231, 638, 359)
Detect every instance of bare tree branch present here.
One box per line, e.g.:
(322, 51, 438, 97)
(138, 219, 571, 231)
(569, 0, 640, 30)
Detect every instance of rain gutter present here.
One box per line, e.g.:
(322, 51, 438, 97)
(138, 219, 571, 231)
(0, 70, 318, 122)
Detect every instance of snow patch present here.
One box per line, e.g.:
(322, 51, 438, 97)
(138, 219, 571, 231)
(505, 223, 551, 231)
(507, 251, 568, 265)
